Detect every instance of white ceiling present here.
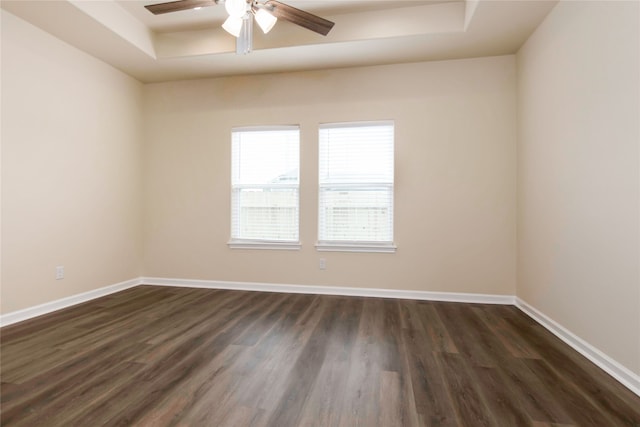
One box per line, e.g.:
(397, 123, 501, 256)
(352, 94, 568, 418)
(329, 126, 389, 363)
(1, 0, 558, 83)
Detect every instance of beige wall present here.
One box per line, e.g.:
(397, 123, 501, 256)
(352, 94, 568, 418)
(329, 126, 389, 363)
(517, 1, 640, 374)
(143, 56, 517, 295)
(1, 11, 144, 314)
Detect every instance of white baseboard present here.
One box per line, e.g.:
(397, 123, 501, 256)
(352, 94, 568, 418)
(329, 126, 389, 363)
(0, 278, 142, 327)
(516, 297, 640, 397)
(2, 276, 637, 398)
(141, 277, 516, 305)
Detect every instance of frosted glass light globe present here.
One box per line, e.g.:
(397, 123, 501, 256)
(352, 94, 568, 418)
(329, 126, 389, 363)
(225, 0, 247, 18)
(255, 8, 277, 34)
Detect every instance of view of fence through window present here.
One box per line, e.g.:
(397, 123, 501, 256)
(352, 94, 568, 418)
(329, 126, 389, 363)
(230, 126, 300, 242)
(318, 121, 395, 244)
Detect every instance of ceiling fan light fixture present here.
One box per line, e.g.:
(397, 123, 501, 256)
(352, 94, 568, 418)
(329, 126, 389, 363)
(146, 0, 335, 56)
(225, 0, 248, 18)
(254, 8, 277, 34)
(222, 15, 243, 37)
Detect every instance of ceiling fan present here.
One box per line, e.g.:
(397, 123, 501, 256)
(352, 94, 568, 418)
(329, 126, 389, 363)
(145, 0, 335, 55)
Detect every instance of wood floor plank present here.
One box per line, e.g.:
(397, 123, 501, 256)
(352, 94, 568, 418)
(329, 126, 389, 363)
(472, 305, 542, 359)
(378, 370, 403, 427)
(264, 296, 344, 427)
(530, 423, 576, 427)
(413, 302, 458, 354)
(523, 358, 635, 427)
(337, 298, 384, 427)
(237, 294, 325, 415)
(437, 352, 496, 426)
(112, 292, 280, 425)
(65, 291, 274, 426)
(495, 357, 575, 424)
(298, 297, 362, 427)
(400, 327, 458, 426)
(133, 343, 246, 426)
(435, 302, 501, 367)
(173, 294, 309, 426)
(11, 361, 147, 427)
(472, 365, 532, 426)
(1, 286, 639, 426)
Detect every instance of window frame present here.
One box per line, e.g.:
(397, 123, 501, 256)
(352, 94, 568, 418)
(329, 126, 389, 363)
(316, 120, 397, 254)
(228, 125, 301, 251)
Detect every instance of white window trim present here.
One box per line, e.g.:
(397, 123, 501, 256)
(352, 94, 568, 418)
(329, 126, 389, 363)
(230, 125, 300, 245)
(319, 120, 395, 129)
(228, 239, 301, 250)
(232, 125, 300, 132)
(315, 241, 397, 253)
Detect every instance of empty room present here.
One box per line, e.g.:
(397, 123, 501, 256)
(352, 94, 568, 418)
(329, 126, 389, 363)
(1, 0, 639, 425)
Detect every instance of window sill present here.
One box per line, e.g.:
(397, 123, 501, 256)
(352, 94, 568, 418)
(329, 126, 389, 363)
(315, 242, 397, 253)
(228, 240, 301, 251)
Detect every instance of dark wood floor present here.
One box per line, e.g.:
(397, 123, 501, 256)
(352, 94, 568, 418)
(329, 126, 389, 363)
(1, 286, 639, 426)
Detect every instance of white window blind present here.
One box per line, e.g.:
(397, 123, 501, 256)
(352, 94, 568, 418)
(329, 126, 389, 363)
(318, 121, 395, 252)
(230, 126, 300, 248)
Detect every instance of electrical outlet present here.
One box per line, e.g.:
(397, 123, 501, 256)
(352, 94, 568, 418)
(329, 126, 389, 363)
(319, 258, 326, 270)
(56, 266, 64, 280)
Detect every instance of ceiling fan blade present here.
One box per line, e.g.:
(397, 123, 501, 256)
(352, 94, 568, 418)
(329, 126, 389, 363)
(264, 0, 334, 36)
(145, 0, 215, 15)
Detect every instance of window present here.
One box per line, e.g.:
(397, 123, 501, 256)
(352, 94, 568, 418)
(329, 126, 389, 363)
(317, 121, 396, 252)
(229, 126, 300, 250)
